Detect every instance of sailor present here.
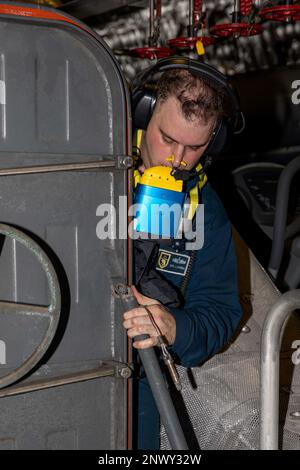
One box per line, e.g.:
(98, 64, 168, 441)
(124, 58, 243, 449)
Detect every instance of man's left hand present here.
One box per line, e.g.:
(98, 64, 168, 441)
(123, 286, 176, 349)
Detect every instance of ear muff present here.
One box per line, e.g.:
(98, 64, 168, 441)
(205, 120, 233, 157)
(131, 56, 243, 157)
(131, 85, 157, 131)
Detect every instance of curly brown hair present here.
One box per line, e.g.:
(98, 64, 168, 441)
(156, 69, 231, 125)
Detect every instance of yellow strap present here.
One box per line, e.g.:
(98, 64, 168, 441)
(195, 162, 208, 191)
(186, 163, 207, 220)
(134, 129, 143, 149)
(133, 128, 143, 187)
(134, 168, 141, 186)
(187, 184, 199, 220)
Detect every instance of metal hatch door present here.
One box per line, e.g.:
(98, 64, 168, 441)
(0, 3, 131, 450)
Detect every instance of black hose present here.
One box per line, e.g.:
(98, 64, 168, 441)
(122, 294, 188, 450)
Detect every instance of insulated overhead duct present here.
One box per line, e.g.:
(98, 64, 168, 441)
(59, 0, 147, 19)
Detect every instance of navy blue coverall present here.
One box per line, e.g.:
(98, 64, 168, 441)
(137, 182, 243, 449)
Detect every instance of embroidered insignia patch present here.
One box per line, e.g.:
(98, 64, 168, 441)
(156, 249, 190, 276)
(157, 251, 171, 269)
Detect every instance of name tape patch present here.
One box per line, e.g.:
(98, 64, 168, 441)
(156, 249, 190, 276)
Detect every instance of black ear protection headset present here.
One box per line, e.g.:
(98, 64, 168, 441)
(131, 56, 244, 160)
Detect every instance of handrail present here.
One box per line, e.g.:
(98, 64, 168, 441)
(260, 289, 300, 449)
(268, 156, 300, 279)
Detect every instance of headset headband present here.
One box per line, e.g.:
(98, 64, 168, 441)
(133, 56, 241, 129)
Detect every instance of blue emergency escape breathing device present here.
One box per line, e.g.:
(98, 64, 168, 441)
(134, 165, 187, 239)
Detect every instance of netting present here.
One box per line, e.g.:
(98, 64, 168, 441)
(161, 352, 300, 449)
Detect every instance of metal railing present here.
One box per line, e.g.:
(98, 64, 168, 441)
(260, 289, 300, 449)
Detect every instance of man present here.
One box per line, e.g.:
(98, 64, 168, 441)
(123, 68, 243, 449)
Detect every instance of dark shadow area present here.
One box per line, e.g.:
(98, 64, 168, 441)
(207, 164, 272, 269)
(0, 234, 5, 256)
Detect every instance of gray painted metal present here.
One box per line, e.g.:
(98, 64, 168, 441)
(260, 290, 300, 450)
(0, 156, 132, 176)
(0, 223, 61, 389)
(0, 362, 117, 398)
(0, 6, 131, 449)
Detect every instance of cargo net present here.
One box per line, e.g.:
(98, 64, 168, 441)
(160, 352, 300, 450)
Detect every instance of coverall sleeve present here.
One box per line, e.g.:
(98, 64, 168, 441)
(168, 185, 242, 368)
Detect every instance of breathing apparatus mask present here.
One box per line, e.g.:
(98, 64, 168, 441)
(133, 155, 208, 244)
